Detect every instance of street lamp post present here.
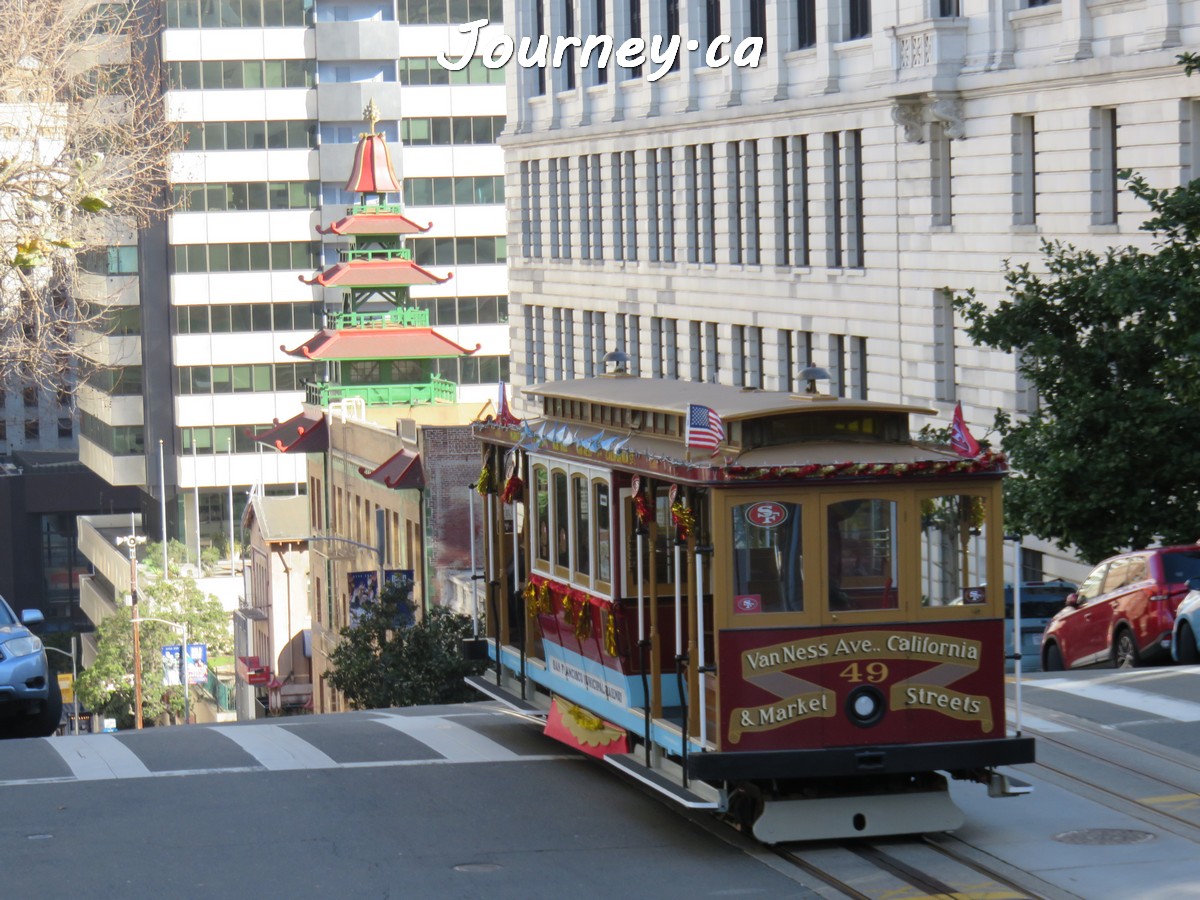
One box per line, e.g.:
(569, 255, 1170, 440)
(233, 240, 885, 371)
(44, 638, 78, 736)
(131, 616, 190, 726)
(115, 522, 147, 729)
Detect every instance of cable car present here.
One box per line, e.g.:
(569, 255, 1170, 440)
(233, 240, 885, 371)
(468, 373, 1033, 843)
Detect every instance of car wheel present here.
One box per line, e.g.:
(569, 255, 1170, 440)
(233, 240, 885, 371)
(1044, 642, 1064, 671)
(13, 677, 63, 739)
(1114, 629, 1141, 669)
(1179, 622, 1200, 665)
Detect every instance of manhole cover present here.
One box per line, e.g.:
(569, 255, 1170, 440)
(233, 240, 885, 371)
(453, 863, 501, 873)
(1052, 828, 1156, 845)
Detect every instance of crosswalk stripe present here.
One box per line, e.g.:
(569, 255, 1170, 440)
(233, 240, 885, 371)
(48, 735, 152, 780)
(210, 724, 338, 770)
(1032, 678, 1200, 722)
(371, 714, 521, 762)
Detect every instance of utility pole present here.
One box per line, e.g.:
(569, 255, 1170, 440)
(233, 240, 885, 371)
(116, 521, 147, 729)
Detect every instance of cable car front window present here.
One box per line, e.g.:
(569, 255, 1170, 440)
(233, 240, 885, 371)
(731, 501, 804, 614)
(920, 493, 989, 606)
(828, 499, 899, 611)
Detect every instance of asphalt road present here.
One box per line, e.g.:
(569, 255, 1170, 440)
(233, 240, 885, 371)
(5, 667, 1200, 899)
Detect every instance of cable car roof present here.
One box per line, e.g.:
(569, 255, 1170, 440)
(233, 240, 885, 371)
(521, 376, 937, 422)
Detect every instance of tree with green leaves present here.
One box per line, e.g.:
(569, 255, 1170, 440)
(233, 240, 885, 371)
(954, 174, 1200, 564)
(76, 576, 232, 729)
(326, 581, 487, 710)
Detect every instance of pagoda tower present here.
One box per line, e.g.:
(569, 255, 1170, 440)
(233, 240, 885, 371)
(284, 100, 479, 409)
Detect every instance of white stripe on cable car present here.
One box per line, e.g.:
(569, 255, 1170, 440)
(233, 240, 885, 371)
(1033, 679, 1200, 722)
(370, 715, 520, 762)
(48, 734, 152, 780)
(211, 724, 338, 770)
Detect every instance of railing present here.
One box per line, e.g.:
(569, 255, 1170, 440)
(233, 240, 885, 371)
(340, 247, 412, 262)
(205, 668, 235, 711)
(349, 202, 406, 216)
(891, 18, 968, 82)
(327, 307, 430, 330)
(305, 377, 457, 407)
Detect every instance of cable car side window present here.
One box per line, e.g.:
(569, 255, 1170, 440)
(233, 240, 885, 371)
(828, 498, 899, 611)
(732, 501, 804, 614)
(573, 473, 590, 579)
(533, 464, 549, 569)
(594, 480, 611, 589)
(553, 468, 569, 574)
(919, 493, 990, 606)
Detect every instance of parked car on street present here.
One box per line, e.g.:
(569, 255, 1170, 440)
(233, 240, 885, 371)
(1005, 580, 1077, 672)
(1041, 545, 1200, 670)
(0, 595, 61, 738)
(1171, 580, 1200, 664)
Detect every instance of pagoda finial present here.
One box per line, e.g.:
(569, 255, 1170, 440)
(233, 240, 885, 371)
(363, 99, 380, 136)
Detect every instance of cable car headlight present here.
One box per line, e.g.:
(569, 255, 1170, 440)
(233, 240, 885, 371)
(845, 685, 886, 728)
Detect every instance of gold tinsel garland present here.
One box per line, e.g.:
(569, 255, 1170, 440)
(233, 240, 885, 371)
(604, 611, 618, 657)
(670, 501, 694, 541)
(475, 462, 491, 495)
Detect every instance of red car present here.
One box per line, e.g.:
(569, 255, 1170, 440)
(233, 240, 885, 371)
(1041, 545, 1200, 670)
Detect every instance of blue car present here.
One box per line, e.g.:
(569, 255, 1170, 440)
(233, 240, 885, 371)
(1171, 579, 1200, 664)
(0, 596, 61, 738)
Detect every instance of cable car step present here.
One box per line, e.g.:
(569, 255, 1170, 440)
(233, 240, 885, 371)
(464, 675, 547, 718)
(605, 753, 722, 810)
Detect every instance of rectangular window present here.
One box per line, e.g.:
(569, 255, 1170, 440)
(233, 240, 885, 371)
(829, 334, 846, 397)
(531, 160, 543, 257)
(932, 126, 953, 227)
(829, 132, 842, 267)
(563, 0, 577, 90)
(520, 161, 532, 254)
(583, 311, 595, 376)
(552, 308, 564, 379)
(728, 142, 742, 264)
(934, 289, 956, 403)
(549, 158, 560, 258)
(660, 147, 674, 263)
(1015, 115, 1037, 226)
(700, 144, 715, 263)
(612, 153, 625, 262)
(731, 324, 746, 387)
(706, 0, 721, 47)
(558, 157, 571, 258)
(590, 154, 603, 259)
(578, 157, 591, 261)
(625, 0, 643, 79)
(851, 336, 867, 400)
(847, 0, 870, 39)
(704, 321, 719, 383)
(1095, 107, 1118, 225)
(796, 0, 816, 47)
(748, 0, 766, 50)
(534, 0, 547, 94)
(623, 150, 638, 260)
(648, 149, 660, 262)
(595, 0, 609, 84)
(747, 325, 763, 389)
(689, 320, 703, 380)
(845, 130, 864, 267)
(666, 0, 681, 72)
(743, 140, 759, 265)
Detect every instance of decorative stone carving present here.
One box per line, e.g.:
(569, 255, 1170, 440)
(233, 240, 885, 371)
(929, 95, 966, 140)
(891, 100, 925, 144)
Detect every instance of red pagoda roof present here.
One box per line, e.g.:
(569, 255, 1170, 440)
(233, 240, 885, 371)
(281, 327, 479, 361)
(298, 258, 451, 287)
(252, 410, 328, 453)
(359, 448, 424, 490)
(346, 133, 400, 195)
(318, 212, 432, 236)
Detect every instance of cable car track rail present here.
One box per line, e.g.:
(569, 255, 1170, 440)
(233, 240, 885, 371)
(1016, 708, 1200, 841)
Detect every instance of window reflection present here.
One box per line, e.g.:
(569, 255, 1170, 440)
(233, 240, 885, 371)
(828, 498, 898, 611)
(731, 501, 803, 613)
(919, 494, 988, 606)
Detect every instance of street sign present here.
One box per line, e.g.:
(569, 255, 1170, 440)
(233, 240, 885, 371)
(57, 673, 74, 704)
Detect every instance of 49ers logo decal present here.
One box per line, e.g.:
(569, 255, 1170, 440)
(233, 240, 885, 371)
(745, 501, 787, 528)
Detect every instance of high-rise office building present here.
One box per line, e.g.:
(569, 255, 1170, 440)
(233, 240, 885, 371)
(75, 0, 509, 554)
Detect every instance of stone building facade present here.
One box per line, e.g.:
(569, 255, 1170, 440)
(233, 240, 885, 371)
(493, 0, 1200, 580)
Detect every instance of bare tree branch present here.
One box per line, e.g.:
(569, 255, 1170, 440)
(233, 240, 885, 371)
(0, 0, 173, 389)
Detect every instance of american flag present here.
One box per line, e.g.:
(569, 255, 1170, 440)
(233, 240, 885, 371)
(686, 404, 725, 453)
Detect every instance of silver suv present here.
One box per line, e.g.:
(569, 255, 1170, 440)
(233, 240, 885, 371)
(0, 595, 61, 738)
